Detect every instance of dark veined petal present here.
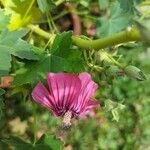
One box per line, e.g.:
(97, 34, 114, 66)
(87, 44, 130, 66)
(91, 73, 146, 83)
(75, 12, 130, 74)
(80, 99, 100, 115)
(32, 72, 99, 117)
(47, 73, 81, 115)
(32, 82, 55, 111)
(73, 72, 98, 113)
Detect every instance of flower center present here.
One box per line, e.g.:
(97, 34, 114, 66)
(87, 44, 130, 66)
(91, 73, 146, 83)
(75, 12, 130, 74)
(62, 111, 72, 129)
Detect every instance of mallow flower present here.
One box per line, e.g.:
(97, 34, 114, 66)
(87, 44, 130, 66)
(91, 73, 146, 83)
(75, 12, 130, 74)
(32, 72, 99, 127)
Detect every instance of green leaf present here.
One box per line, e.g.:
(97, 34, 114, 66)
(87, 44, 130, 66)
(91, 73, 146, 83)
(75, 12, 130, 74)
(35, 134, 64, 150)
(0, 9, 10, 31)
(111, 104, 125, 122)
(2, 136, 33, 150)
(0, 88, 5, 96)
(3, 0, 42, 30)
(63, 48, 85, 73)
(0, 140, 9, 150)
(0, 29, 39, 75)
(117, 0, 134, 13)
(51, 31, 85, 72)
(50, 31, 72, 56)
(124, 65, 146, 81)
(13, 32, 85, 86)
(0, 49, 11, 76)
(13, 52, 68, 86)
(104, 99, 125, 122)
(117, 0, 142, 13)
(13, 49, 84, 86)
(3, 135, 63, 150)
(96, 2, 132, 37)
(0, 28, 28, 45)
(37, 0, 55, 13)
(98, 0, 109, 10)
(11, 39, 40, 60)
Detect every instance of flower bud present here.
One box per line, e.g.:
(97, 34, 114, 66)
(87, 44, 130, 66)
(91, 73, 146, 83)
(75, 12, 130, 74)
(124, 65, 146, 81)
(106, 65, 122, 77)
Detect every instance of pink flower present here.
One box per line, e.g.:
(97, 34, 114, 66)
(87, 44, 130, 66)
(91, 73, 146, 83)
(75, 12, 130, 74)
(32, 72, 99, 122)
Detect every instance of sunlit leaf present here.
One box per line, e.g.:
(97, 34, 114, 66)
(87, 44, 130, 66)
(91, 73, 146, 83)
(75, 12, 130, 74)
(2, 0, 41, 30)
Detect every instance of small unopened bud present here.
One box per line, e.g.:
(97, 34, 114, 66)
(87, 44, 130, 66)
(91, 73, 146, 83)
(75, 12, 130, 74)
(124, 65, 146, 81)
(106, 65, 123, 77)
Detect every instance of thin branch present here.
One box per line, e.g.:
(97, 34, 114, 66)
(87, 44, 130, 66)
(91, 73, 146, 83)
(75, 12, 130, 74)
(27, 25, 141, 50)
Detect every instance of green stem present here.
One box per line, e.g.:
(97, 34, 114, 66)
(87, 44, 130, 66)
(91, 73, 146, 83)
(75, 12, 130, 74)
(72, 27, 141, 50)
(55, 0, 65, 6)
(46, 12, 54, 33)
(53, 10, 69, 21)
(27, 24, 51, 39)
(49, 12, 59, 33)
(107, 54, 124, 68)
(27, 25, 141, 50)
(99, 49, 124, 68)
(83, 50, 104, 72)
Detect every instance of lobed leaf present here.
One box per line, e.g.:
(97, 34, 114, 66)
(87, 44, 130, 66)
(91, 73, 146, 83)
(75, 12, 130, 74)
(2, 134, 63, 150)
(96, 2, 132, 37)
(13, 32, 85, 86)
(0, 29, 39, 76)
(2, 136, 33, 150)
(0, 9, 10, 31)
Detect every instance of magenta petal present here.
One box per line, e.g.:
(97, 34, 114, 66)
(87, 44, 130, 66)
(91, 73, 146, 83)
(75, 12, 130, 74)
(32, 72, 99, 117)
(47, 73, 81, 112)
(84, 99, 100, 111)
(32, 82, 54, 110)
(74, 72, 98, 112)
(79, 99, 99, 116)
